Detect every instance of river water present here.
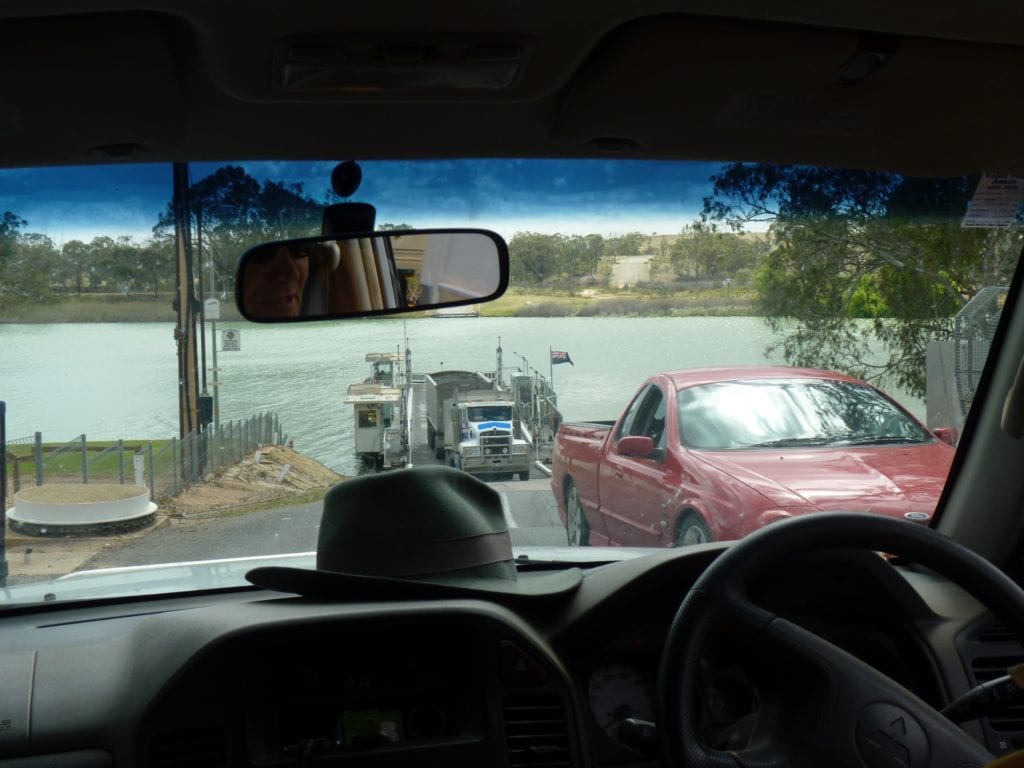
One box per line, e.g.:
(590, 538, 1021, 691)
(0, 317, 924, 476)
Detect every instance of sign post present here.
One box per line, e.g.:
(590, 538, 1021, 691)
(205, 299, 221, 429)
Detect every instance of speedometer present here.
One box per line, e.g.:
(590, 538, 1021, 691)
(587, 662, 656, 734)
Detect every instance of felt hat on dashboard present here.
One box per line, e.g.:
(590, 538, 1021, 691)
(246, 465, 583, 601)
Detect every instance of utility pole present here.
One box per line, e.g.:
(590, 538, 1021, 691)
(0, 401, 9, 587)
(172, 163, 201, 479)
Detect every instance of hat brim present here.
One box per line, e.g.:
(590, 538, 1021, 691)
(245, 564, 584, 602)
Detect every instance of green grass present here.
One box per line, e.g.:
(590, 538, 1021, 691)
(482, 285, 758, 317)
(5, 439, 175, 484)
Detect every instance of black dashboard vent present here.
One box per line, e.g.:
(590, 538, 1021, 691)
(503, 693, 572, 768)
(149, 726, 226, 768)
(978, 620, 1015, 643)
(971, 656, 1024, 731)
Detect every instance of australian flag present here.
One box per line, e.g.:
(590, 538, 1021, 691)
(551, 350, 574, 366)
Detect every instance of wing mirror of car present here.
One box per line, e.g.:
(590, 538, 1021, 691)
(932, 426, 959, 446)
(235, 228, 508, 321)
(618, 435, 656, 458)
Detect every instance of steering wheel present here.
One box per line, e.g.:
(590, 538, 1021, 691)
(658, 512, 1024, 768)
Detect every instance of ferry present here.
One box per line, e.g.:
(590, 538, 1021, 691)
(344, 340, 561, 475)
(343, 352, 409, 471)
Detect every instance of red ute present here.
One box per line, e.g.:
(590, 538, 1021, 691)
(551, 367, 956, 547)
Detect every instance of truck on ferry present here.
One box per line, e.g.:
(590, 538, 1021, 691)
(424, 370, 531, 481)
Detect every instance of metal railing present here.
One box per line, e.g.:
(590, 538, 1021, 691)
(4, 412, 285, 503)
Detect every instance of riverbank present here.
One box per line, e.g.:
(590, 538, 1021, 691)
(484, 286, 757, 317)
(0, 294, 244, 323)
(0, 285, 757, 322)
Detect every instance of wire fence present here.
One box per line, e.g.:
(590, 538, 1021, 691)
(3, 412, 286, 504)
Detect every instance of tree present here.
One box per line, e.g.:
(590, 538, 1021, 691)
(6, 232, 59, 303)
(562, 234, 606, 280)
(0, 211, 27, 304)
(703, 163, 1016, 397)
(156, 165, 324, 298)
(509, 232, 565, 284)
(60, 239, 96, 294)
(650, 224, 767, 282)
(605, 231, 647, 256)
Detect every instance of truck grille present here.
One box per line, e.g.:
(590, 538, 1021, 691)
(482, 430, 512, 455)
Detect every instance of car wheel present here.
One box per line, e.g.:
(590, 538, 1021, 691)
(519, 471, 530, 481)
(674, 511, 712, 547)
(565, 480, 590, 546)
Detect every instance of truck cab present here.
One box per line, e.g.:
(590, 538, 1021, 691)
(451, 397, 531, 480)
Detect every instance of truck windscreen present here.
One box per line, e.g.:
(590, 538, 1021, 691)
(468, 406, 513, 422)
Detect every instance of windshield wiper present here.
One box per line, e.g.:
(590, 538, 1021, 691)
(747, 437, 836, 448)
(831, 435, 925, 446)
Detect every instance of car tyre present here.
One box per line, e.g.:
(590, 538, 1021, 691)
(674, 511, 712, 547)
(519, 471, 530, 481)
(565, 480, 590, 546)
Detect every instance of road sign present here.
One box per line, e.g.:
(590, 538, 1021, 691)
(222, 329, 241, 351)
(204, 298, 221, 320)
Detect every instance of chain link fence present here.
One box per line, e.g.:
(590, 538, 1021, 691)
(3, 412, 285, 504)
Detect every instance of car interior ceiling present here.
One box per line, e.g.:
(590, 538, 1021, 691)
(0, 7, 1022, 174)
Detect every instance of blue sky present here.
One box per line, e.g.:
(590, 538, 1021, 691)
(0, 158, 728, 244)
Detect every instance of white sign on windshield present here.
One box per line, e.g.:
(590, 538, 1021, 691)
(961, 174, 1024, 228)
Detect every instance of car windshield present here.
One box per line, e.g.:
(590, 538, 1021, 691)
(676, 379, 931, 450)
(0, 158, 1018, 604)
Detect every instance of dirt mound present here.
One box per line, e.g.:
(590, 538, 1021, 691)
(161, 445, 346, 517)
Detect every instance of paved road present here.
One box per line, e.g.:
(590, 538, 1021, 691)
(83, 478, 566, 569)
(83, 382, 566, 569)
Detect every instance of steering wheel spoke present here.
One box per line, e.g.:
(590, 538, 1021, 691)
(742, 615, 991, 768)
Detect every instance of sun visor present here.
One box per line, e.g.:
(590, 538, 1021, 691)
(553, 15, 1024, 175)
(0, 13, 185, 165)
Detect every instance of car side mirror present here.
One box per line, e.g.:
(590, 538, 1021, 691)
(932, 426, 958, 446)
(236, 228, 508, 321)
(618, 435, 656, 458)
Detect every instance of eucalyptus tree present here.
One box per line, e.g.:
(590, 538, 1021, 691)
(703, 163, 1019, 396)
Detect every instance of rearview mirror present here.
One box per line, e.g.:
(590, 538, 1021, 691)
(235, 229, 508, 321)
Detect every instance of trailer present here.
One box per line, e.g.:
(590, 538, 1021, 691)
(424, 370, 492, 458)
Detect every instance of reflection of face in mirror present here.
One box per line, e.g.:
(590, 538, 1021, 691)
(236, 230, 507, 322)
(242, 245, 310, 319)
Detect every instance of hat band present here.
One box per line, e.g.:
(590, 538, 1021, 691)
(318, 531, 514, 578)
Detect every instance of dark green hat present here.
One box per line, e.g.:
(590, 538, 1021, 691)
(247, 466, 582, 601)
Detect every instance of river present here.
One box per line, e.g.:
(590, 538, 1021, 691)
(0, 317, 925, 476)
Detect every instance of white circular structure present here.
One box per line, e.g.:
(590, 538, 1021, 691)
(10, 484, 157, 532)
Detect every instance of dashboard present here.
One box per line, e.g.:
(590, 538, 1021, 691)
(0, 545, 1018, 767)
